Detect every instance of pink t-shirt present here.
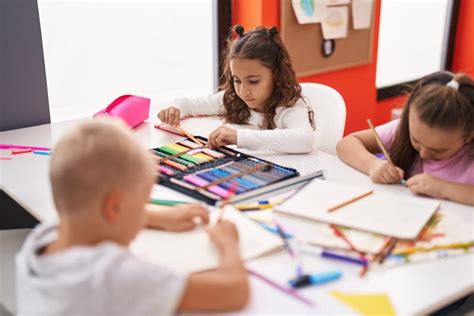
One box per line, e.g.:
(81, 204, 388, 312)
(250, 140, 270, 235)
(375, 119, 474, 185)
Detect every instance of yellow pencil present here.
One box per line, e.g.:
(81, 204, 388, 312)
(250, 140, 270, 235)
(393, 242, 474, 256)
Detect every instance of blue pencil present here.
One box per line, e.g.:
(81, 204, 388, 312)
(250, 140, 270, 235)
(259, 223, 294, 238)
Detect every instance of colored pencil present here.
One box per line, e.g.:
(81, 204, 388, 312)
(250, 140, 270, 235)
(368, 119, 406, 186)
(154, 124, 186, 137)
(330, 225, 368, 262)
(301, 245, 368, 267)
(377, 238, 398, 264)
(259, 223, 294, 238)
(32, 150, 52, 156)
(327, 190, 374, 212)
(175, 125, 206, 146)
(235, 203, 274, 211)
(367, 119, 393, 165)
(0, 144, 50, 151)
(11, 148, 32, 155)
(183, 175, 231, 198)
(148, 199, 188, 206)
(202, 162, 271, 189)
(247, 268, 314, 306)
(169, 177, 221, 200)
(392, 241, 474, 256)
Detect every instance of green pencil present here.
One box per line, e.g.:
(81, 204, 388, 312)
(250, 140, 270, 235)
(148, 199, 189, 206)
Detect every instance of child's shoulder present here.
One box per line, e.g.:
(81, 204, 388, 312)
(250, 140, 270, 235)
(276, 97, 308, 114)
(16, 224, 187, 314)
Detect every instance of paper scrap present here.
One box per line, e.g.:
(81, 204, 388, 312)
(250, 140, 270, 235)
(352, 0, 374, 29)
(331, 291, 396, 316)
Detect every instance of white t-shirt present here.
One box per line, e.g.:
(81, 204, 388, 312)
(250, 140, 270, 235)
(16, 223, 186, 316)
(172, 91, 315, 154)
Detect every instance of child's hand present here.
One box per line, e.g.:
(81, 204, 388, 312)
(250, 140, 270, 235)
(406, 173, 445, 198)
(157, 106, 181, 126)
(206, 220, 239, 251)
(145, 203, 209, 231)
(208, 126, 237, 148)
(368, 159, 404, 184)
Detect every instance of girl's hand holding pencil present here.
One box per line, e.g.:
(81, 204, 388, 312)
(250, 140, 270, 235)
(367, 119, 406, 185)
(368, 159, 404, 184)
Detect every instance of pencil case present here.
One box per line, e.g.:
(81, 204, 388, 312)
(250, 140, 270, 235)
(94, 95, 150, 128)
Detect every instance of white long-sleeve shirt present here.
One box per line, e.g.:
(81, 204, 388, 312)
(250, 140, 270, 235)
(172, 91, 315, 154)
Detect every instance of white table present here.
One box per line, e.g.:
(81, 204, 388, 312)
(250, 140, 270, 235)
(1, 117, 473, 314)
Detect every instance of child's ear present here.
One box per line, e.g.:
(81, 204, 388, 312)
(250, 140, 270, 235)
(101, 191, 123, 223)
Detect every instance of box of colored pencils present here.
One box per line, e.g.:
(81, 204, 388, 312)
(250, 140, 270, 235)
(150, 136, 300, 205)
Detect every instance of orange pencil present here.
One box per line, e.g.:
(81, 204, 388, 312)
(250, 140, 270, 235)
(175, 125, 206, 146)
(327, 190, 373, 212)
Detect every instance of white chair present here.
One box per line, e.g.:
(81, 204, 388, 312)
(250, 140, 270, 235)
(301, 82, 346, 155)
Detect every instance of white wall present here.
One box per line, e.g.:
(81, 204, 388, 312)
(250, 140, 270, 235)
(38, 0, 215, 123)
(376, 0, 450, 88)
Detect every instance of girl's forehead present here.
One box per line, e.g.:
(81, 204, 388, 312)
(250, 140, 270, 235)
(408, 110, 465, 147)
(230, 58, 272, 75)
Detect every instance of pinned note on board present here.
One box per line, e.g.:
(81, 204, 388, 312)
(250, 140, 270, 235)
(352, 0, 374, 29)
(291, 0, 325, 24)
(321, 6, 349, 39)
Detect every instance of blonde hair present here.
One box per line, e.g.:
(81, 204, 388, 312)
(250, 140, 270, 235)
(49, 118, 154, 213)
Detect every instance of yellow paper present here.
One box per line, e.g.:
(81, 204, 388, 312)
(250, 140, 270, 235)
(331, 291, 396, 316)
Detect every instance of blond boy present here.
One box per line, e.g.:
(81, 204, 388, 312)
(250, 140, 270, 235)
(15, 118, 249, 315)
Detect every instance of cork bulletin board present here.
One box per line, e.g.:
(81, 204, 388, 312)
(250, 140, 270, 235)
(281, 0, 375, 77)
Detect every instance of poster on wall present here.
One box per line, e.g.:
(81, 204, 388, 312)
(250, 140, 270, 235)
(291, 0, 325, 24)
(321, 6, 349, 39)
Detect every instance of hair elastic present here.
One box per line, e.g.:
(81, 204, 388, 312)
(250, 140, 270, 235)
(446, 78, 459, 91)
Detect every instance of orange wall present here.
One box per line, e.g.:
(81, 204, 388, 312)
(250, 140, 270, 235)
(375, 0, 474, 125)
(451, 0, 474, 76)
(233, 0, 381, 135)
